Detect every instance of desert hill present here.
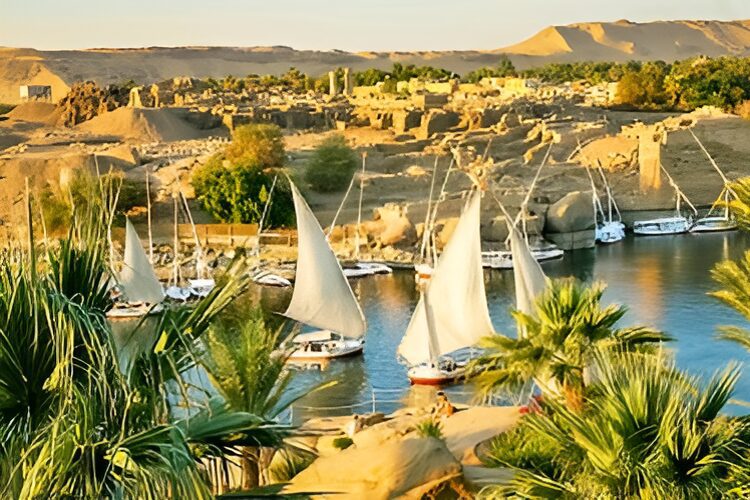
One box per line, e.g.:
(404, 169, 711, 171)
(2, 19, 750, 103)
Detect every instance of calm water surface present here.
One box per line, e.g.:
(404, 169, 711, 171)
(262, 231, 750, 419)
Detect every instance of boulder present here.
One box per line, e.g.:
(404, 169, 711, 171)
(373, 204, 417, 247)
(545, 191, 595, 234)
(417, 110, 460, 139)
(482, 216, 510, 242)
(283, 437, 461, 499)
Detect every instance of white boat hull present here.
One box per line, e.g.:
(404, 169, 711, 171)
(596, 221, 626, 244)
(690, 217, 737, 233)
(253, 273, 292, 287)
(287, 334, 364, 362)
(482, 247, 564, 269)
(407, 362, 466, 385)
(633, 217, 690, 236)
(342, 262, 393, 278)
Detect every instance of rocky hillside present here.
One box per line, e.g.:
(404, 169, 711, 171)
(2, 19, 750, 103)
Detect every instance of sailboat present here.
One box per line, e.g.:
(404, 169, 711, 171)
(482, 145, 563, 268)
(249, 176, 293, 288)
(587, 166, 625, 244)
(339, 154, 392, 278)
(108, 219, 165, 319)
(634, 164, 696, 236)
(283, 180, 367, 361)
(688, 129, 738, 233)
(398, 190, 495, 384)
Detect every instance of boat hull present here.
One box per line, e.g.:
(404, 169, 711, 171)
(690, 217, 738, 233)
(287, 336, 365, 362)
(633, 217, 690, 236)
(407, 363, 466, 385)
(596, 221, 626, 244)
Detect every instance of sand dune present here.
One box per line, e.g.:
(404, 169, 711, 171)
(76, 107, 216, 142)
(2, 20, 750, 103)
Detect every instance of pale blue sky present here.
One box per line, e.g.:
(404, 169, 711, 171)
(2, 0, 749, 51)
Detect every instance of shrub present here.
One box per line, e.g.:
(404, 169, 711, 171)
(224, 123, 286, 168)
(415, 419, 443, 440)
(192, 154, 294, 227)
(0, 103, 15, 116)
(304, 135, 358, 192)
(332, 436, 354, 450)
(38, 170, 146, 233)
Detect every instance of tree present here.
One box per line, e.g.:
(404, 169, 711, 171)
(304, 134, 358, 192)
(481, 351, 747, 498)
(469, 279, 669, 410)
(224, 123, 286, 168)
(192, 155, 294, 227)
(615, 61, 669, 109)
(463, 56, 517, 83)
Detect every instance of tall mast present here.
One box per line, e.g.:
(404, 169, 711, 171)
(146, 167, 153, 264)
(420, 156, 440, 262)
(355, 152, 366, 261)
(172, 193, 179, 287)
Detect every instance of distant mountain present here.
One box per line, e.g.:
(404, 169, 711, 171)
(2, 19, 750, 104)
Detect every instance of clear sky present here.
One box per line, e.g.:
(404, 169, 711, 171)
(2, 0, 749, 51)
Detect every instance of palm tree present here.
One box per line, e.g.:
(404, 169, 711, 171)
(480, 350, 748, 499)
(0, 182, 289, 497)
(201, 307, 313, 489)
(469, 279, 669, 410)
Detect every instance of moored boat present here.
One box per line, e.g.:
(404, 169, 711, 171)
(282, 180, 368, 362)
(399, 190, 495, 385)
(107, 219, 165, 319)
(633, 216, 691, 236)
(690, 215, 737, 233)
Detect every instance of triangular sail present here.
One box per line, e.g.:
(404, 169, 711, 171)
(283, 181, 366, 338)
(120, 219, 164, 304)
(509, 225, 547, 322)
(398, 191, 494, 365)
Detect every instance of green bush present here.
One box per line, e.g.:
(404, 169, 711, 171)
(304, 135, 358, 192)
(332, 436, 354, 450)
(38, 171, 146, 233)
(0, 103, 15, 116)
(192, 154, 294, 227)
(224, 123, 286, 168)
(415, 419, 444, 440)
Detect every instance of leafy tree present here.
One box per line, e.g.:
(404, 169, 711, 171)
(304, 134, 358, 192)
(469, 279, 669, 410)
(224, 123, 286, 168)
(481, 351, 748, 498)
(354, 68, 390, 86)
(615, 61, 669, 109)
(463, 56, 517, 83)
(192, 154, 294, 227)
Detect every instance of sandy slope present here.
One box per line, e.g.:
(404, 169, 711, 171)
(2, 19, 750, 104)
(76, 107, 215, 142)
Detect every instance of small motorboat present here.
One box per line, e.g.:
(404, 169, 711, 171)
(287, 330, 365, 362)
(633, 216, 690, 236)
(690, 216, 738, 233)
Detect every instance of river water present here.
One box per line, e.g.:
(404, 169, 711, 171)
(259, 231, 750, 420)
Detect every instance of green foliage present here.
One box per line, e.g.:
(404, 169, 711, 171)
(192, 123, 292, 226)
(415, 419, 444, 440)
(666, 56, 750, 111)
(463, 56, 517, 83)
(480, 351, 748, 499)
(332, 436, 354, 450)
(615, 61, 670, 109)
(521, 61, 640, 85)
(0, 104, 15, 116)
(304, 134, 358, 192)
(192, 154, 294, 226)
(225, 123, 286, 168)
(38, 170, 146, 233)
(354, 68, 390, 86)
(469, 278, 670, 408)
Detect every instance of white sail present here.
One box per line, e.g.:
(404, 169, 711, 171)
(509, 225, 547, 324)
(283, 181, 366, 338)
(398, 191, 494, 365)
(120, 219, 164, 304)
